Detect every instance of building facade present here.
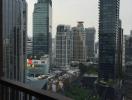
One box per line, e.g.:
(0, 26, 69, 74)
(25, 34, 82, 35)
(23, 0, 28, 75)
(56, 25, 72, 68)
(27, 37, 33, 58)
(124, 31, 132, 100)
(117, 20, 124, 78)
(124, 62, 132, 100)
(124, 35, 129, 63)
(98, 0, 121, 99)
(124, 32, 132, 64)
(95, 42, 99, 59)
(99, 0, 120, 80)
(85, 28, 96, 61)
(72, 22, 86, 63)
(0, 0, 27, 82)
(51, 38, 56, 67)
(33, 0, 52, 59)
(0, 0, 3, 77)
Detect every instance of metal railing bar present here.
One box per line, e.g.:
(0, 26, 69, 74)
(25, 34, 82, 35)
(0, 77, 72, 100)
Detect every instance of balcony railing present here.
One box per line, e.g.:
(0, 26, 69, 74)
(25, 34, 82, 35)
(0, 77, 72, 100)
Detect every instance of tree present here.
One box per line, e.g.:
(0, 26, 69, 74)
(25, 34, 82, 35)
(79, 63, 98, 75)
(65, 84, 100, 100)
(79, 63, 87, 75)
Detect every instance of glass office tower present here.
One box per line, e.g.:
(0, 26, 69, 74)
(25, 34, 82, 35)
(98, 0, 121, 100)
(33, 0, 52, 59)
(99, 0, 120, 80)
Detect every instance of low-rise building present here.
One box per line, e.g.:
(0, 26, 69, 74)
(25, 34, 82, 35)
(27, 55, 49, 76)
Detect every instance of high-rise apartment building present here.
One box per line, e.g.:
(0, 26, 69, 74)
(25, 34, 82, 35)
(85, 28, 96, 61)
(0, 0, 27, 82)
(33, 0, 52, 59)
(56, 25, 72, 68)
(72, 22, 86, 63)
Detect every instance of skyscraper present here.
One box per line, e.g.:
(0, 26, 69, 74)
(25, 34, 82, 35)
(99, 0, 120, 81)
(33, 0, 52, 59)
(56, 25, 72, 68)
(98, 0, 120, 99)
(124, 62, 132, 100)
(72, 22, 86, 63)
(51, 38, 56, 67)
(85, 28, 96, 62)
(117, 20, 124, 79)
(124, 31, 132, 100)
(0, 0, 27, 82)
(124, 32, 132, 63)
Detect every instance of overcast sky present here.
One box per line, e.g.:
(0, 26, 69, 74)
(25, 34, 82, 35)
(26, 0, 132, 40)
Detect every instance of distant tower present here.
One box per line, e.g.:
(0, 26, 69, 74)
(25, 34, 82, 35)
(95, 42, 99, 59)
(56, 25, 72, 69)
(51, 38, 56, 66)
(72, 22, 86, 63)
(27, 37, 33, 58)
(33, 0, 52, 59)
(131, 30, 132, 36)
(117, 19, 124, 79)
(85, 28, 96, 62)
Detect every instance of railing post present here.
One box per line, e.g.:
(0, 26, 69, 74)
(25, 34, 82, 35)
(23, 92, 28, 100)
(28, 94, 32, 100)
(0, 84, 4, 100)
